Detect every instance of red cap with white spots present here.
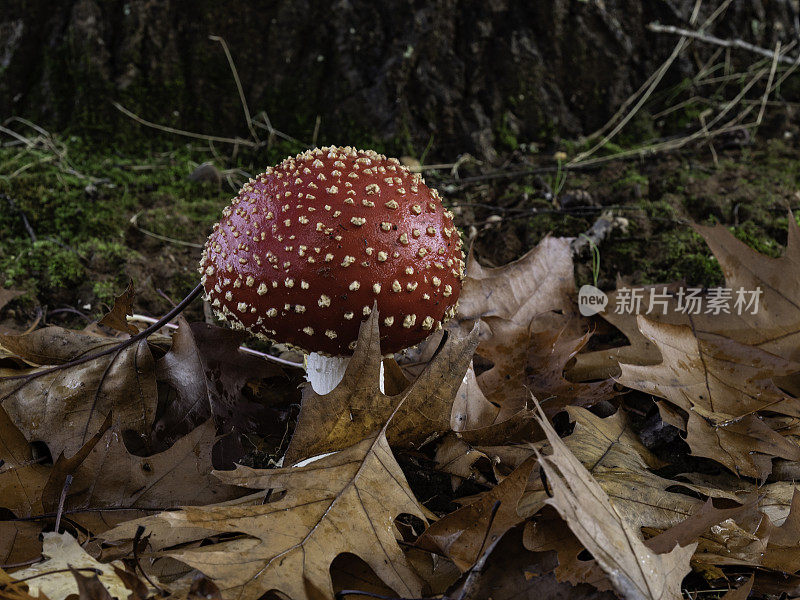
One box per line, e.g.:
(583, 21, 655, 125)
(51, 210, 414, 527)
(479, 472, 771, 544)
(199, 146, 464, 355)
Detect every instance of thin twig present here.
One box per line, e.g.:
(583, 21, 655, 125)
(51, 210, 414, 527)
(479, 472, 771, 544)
(127, 314, 303, 368)
(133, 526, 165, 594)
(451, 500, 504, 600)
(3, 568, 102, 587)
(129, 212, 204, 249)
(112, 102, 260, 147)
(0, 284, 204, 395)
(648, 22, 800, 65)
(574, 0, 708, 155)
(756, 41, 781, 128)
(208, 35, 260, 143)
(53, 474, 73, 533)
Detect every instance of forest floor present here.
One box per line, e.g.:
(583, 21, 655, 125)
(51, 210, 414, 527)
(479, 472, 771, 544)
(4, 126, 800, 599)
(1, 129, 799, 334)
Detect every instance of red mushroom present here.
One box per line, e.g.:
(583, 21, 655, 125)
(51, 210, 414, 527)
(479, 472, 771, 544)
(199, 146, 464, 392)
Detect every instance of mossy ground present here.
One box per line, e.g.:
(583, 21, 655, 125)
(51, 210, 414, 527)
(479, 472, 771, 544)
(0, 135, 309, 325)
(1, 132, 799, 330)
(461, 137, 800, 291)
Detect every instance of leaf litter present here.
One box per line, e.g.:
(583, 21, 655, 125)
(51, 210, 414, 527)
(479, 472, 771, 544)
(3, 220, 800, 598)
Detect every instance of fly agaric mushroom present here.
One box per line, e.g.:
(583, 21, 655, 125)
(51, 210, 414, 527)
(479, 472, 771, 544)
(199, 146, 464, 393)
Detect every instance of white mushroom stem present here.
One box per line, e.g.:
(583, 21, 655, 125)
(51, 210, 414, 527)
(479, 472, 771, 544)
(305, 352, 384, 395)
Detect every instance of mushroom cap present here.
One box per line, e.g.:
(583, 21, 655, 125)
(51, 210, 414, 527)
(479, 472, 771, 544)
(199, 146, 464, 355)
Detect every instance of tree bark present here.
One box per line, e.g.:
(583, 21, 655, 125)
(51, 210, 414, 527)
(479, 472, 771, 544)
(1, 0, 795, 160)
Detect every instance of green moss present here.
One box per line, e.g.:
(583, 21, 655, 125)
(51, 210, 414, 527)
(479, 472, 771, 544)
(731, 222, 782, 257)
(613, 166, 649, 190)
(496, 111, 519, 151)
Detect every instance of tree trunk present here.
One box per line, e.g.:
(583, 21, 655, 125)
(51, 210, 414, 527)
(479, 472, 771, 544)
(1, 0, 795, 160)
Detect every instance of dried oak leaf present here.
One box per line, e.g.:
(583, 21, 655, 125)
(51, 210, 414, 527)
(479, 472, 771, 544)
(104, 431, 427, 600)
(525, 327, 617, 418)
(0, 567, 47, 600)
(617, 316, 800, 478)
(518, 406, 731, 531)
(285, 310, 479, 464)
(458, 236, 576, 328)
(0, 327, 158, 458)
(153, 318, 282, 467)
(0, 405, 49, 565)
(446, 527, 616, 600)
(451, 361, 497, 431)
(573, 216, 800, 379)
(50, 419, 244, 512)
(459, 237, 579, 412)
(644, 498, 753, 555)
(97, 281, 138, 335)
(450, 353, 538, 447)
(532, 402, 696, 600)
(433, 434, 492, 488)
(417, 457, 535, 571)
(69, 568, 114, 600)
(0, 405, 48, 517)
(569, 281, 681, 380)
(719, 576, 753, 600)
(12, 533, 136, 600)
(523, 508, 613, 592)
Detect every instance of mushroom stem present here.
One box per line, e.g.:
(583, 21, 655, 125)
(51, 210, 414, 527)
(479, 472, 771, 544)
(305, 352, 385, 395)
(305, 353, 350, 395)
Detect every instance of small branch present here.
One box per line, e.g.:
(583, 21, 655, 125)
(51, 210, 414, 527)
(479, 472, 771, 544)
(208, 35, 260, 143)
(2, 193, 37, 242)
(127, 314, 304, 368)
(0, 284, 204, 394)
(133, 526, 165, 594)
(54, 474, 73, 533)
(129, 211, 204, 249)
(648, 22, 800, 65)
(113, 102, 260, 147)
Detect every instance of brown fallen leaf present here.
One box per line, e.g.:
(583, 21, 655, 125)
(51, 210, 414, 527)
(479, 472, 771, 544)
(0, 405, 48, 517)
(719, 575, 753, 600)
(417, 457, 536, 571)
(532, 401, 696, 600)
(451, 361, 497, 431)
(0, 522, 44, 567)
(285, 310, 479, 463)
(644, 498, 753, 555)
(49, 419, 244, 512)
(0, 327, 158, 458)
(447, 528, 617, 600)
(525, 327, 617, 418)
(618, 316, 800, 478)
(457, 406, 539, 447)
(0, 566, 47, 600)
(69, 568, 114, 600)
(458, 236, 576, 328)
(573, 216, 800, 379)
(153, 317, 282, 467)
(694, 217, 800, 362)
(458, 237, 585, 420)
(104, 431, 427, 600)
(110, 566, 150, 600)
(11, 533, 137, 600)
(569, 281, 682, 381)
(471, 317, 532, 417)
(523, 508, 613, 592)
(434, 434, 492, 488)
(97, 281, 138, 336)
(518, 407, 733, 532)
